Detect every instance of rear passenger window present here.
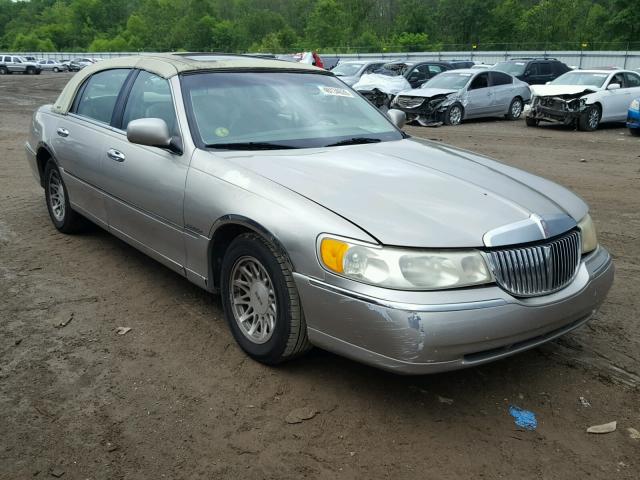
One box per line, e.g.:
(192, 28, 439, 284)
(74, 69, 130, 124)
(428, 65, 443, 75)
(625, 73, 640, 88)
(539, 63, 553, 75)
(491, 71, 513, 86)
(121, 70, 178, 135)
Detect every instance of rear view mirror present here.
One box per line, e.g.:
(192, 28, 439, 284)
(607, 83, 621, 90)
(387, 109, 406, 129)
(127, 118, 181, 153)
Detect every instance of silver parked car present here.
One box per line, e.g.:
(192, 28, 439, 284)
(391, 69, 531, 126)
(332, 60, 386, 86)
(25, 53, 613, 374)
(0, 55, 42, 75)
(38, 59, 69, 72)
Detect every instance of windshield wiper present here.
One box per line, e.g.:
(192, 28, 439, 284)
(326, 137, 382, 147)
(205, 142, 298, 150)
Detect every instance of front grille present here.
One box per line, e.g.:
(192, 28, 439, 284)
(396, 96, 425, 109)
(487, 230, 581, 297)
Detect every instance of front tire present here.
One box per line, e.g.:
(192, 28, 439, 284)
(44, 162, 87, 233)
(505, 97, 524, 120)
(630, 128, 640, 137)
(443, 103, 463, 126)
(578, 104, 601, 131)
(26, 66, 36, 75)
(221, 233, 311, 365)
(53, 67, 59, 72)
(525, 116, 539, 127)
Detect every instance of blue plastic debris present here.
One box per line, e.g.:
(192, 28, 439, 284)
(509, 405, 537, 431)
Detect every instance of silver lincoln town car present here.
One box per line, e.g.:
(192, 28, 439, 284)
(25, 53, 614, 374)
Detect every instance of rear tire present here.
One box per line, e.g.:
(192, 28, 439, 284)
(44, 161, 87, 234)
(525, 116, 539, 127)
(0, 66, 7, 75)
(578, 104, 601, 132)
(220, 233, 311, 365)
(505, 97, 524, 120)
(443, 103, 463, 126)
(53, 67, 59, 72)
(630, 128, 640, 137)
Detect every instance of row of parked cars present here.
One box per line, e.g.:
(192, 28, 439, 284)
(334, 57, 640, 133)
(0, 55, 98, 75)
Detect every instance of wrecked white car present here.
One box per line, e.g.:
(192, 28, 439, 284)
(353, 72, 411, 111)
(391, 69, 531, 126)
(526, 69, 640, 131)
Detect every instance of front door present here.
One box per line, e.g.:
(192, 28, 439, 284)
(465, 72, 494, 117)
(101, 71, 188, 271)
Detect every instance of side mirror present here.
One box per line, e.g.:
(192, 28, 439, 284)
(607, 83, 621, 90)
(545, 81, 551, 85)
(387, 109, 406, 129)
(127, 118, 181, 153)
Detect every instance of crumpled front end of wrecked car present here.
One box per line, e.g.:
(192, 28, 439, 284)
(392, 90, 462, 126)
(528, 91, 593, 124)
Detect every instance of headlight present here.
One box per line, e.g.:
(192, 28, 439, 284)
(578, 214, 598, 254)
(630, 99, 640, 111)
(318, 236, 493, 290)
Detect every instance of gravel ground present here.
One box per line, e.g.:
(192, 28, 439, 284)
(1, 73, 639, 479)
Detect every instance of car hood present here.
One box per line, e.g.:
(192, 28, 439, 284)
(397, 87, 458, 98)
(216, 139, 586, 247)
(531, 84, 599, 97)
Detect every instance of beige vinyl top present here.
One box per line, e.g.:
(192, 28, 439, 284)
(52, 53, 322, 114)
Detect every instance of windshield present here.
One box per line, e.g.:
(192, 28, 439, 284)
(550, 72, 608, 88)
(332, 63, 364, 76)
(422, 72, 473, 90)
(493, 61, 526, 76)
(181, 72, 402, 149)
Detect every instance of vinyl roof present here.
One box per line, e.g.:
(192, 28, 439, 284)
(52, 52, 322, 114)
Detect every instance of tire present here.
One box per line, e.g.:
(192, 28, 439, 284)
(443, 103, 463, 126)
(0, 66, 7, 75)
(53, 67, 59, 72)
(578, 104, 601, 132)
(26, 66, 36, 75)
(220, 232, 311, 365)
(630, 128, 640, 137)
(44, 161, 87, 233)
(525, 116, 539, 127)
(505, 97, 524, 120)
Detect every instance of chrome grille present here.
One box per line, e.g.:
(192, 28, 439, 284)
(396, 96, 425, 109)
(487, 230, 581, 297)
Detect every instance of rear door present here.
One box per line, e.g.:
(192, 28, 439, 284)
(52, 68, 132, 226)
(465, 72, 494, 117)
(602, 72, 632, 121)
(101, 70, 188, 271)
(489, 71, 515, 112)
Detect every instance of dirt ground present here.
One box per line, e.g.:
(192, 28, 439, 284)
(1, 72, 639, 480)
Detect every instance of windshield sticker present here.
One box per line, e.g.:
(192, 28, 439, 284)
(319, 86, 354, 97)
(214, 127, 230, 137)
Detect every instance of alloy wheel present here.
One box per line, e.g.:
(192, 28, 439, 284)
(449, 105, 462, 125)
(48, 169, 66, 221)
(588, 108, 600, 130)
(229, 256, 277, 344)
(511, 99, 522, 118)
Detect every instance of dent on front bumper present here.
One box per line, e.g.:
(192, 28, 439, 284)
(295, 246, 614, 374)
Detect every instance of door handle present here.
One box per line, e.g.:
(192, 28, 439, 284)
(56, 127, 69, 137)
(107, 149, 126, 162)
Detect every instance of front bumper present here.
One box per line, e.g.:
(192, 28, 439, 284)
(295, 246, 613, 374)
(528, 104, 582, 125)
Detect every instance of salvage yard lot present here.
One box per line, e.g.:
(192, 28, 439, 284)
(1, 73, 639, 479)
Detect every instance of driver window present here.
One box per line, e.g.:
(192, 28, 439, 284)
(122, 70, 178, 136)
(610, 73, 625, 88)
(469, 73, 489, 90)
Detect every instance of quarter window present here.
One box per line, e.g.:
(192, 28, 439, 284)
(74, 69, 130, 124)
(122, 71, 178, 135)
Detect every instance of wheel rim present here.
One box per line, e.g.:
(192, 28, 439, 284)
(48, 170, 65, 221)
(588, 108, 599, 129)
(511, 99, 522, 118)
(229, 256, 277, 344)
(449, 106, 462, 125)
